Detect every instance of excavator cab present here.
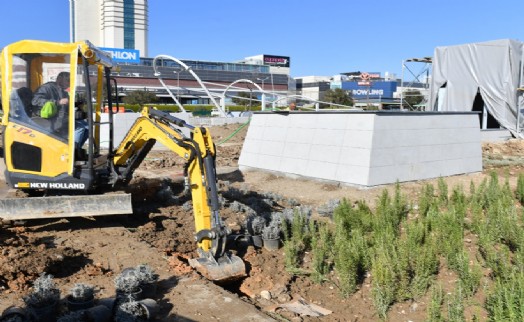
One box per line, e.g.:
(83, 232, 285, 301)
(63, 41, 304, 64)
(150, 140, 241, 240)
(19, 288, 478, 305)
(0, 40, 132, 217)
(2, 41, 109, 189)
(0, 40, 245, 282)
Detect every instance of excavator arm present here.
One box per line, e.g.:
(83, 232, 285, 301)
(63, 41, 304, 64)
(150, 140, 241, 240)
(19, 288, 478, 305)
(111, 107, 245, 282)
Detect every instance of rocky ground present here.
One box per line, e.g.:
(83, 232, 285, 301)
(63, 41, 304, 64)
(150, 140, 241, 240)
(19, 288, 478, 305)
(0, 123, 523, 321)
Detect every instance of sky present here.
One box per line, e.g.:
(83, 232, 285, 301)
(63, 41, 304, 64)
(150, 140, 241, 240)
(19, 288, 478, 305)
(1, 0, 523, 79)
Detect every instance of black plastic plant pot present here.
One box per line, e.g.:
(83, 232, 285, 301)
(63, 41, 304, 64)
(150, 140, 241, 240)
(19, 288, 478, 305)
(140, 282, 158, 299)
(85, 305, 112, 322)
(66, 294, 95, 311)
(251, 235, 263, 248)
(27, 301, 58, 322)
(138, 298, 159, 320)
(0, 306, 28, 321)
(97, 297, 116, 312)
(116, 287, 143, 301)
(263, 237, 280, 251)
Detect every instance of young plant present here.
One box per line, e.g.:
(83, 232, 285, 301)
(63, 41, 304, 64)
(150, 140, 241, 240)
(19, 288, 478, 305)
(310, 222, 333, 284)
(114, 300, 149, 321)
(426, 283, 444, 322)
(446, 285, 465, 322)
(454, 251, 481, 298)
(115, 269, 141, 294)
(418, 183, 435, 217)
(486, 271, 524, 321)
(437, 177, 448, 206)
(262, 218, 281, 240)
(516, 173, 524, 205)
(335, 228, 367, 297)
(23, 273, 61, 308)
(370, 239, 399, 319)
(135, 264, 158, 285)
(69, 283, 95, 302)
(281, 211, 310, 273)
(247, 215, 266, 236)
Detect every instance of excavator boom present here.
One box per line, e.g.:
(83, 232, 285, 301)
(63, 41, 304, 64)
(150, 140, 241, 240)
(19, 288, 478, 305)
(112, 107, 246, 282)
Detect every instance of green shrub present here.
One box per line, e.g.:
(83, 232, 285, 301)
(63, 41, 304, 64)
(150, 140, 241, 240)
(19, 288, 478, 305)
(419, 184, 436, 217)
(450, 185, 467, 217)
(281, 210, 311, 274)
(516, 173, 524, 205)
(446, 285, 465, 322)
(426, 283, 445, 322)
(486, 271, 524, 321)
(410, 238, 439, 298)
(310, 222, 333, 283)
(454, 250, 482, 298)
(371, 238, 399, 319)
(335, 228, 368, 297)
(437, 177, 449, 206)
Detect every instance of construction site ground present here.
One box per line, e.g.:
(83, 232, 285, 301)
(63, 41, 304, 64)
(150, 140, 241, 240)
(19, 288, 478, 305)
(0, 123, 523, 321)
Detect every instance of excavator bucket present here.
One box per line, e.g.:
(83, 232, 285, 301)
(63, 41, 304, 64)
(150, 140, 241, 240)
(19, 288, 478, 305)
(0, 193, 133, 220)
(189, 253, 246, 283)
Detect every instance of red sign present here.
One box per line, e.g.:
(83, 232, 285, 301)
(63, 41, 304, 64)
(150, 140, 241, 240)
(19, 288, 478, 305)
(263, 55, 290, 67)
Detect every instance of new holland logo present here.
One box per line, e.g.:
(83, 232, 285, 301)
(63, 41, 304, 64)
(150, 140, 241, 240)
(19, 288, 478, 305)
(15, 182, 86, 189)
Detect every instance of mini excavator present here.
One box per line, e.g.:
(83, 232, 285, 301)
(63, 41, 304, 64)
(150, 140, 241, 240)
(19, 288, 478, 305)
(0, 40, 245, 282)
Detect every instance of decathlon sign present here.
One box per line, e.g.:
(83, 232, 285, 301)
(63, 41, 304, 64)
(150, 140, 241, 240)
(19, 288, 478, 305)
(100, 47, 140, 63)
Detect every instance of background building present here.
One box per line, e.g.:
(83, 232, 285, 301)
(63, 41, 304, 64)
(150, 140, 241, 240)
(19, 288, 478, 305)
(70, 0, 148, 56)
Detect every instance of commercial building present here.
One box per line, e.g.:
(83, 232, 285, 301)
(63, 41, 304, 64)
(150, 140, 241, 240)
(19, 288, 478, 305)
(69, 0, 290, 108)
(113, 57, 289, 106)
(70, 0, 148, 56)
(295, 71, 429, 110)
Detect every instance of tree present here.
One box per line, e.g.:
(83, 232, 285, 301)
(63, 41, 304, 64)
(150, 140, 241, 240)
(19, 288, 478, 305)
(231, 91, 257, 109)
(123, 90, 158, 107)
(322, 88, 353, 108)
(402, 89, 424, 110)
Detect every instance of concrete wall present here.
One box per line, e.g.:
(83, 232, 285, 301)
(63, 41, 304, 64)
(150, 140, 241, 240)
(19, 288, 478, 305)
(238, 111, 482, 187)
(98, 112, 250, 149)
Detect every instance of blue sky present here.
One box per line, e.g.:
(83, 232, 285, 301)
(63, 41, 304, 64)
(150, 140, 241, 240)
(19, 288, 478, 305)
(1, 0, 523, 79)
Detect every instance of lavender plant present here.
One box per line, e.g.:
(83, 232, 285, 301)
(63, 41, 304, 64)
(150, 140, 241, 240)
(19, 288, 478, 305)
(23, 273, 60, 308)
(115, 269, 141, 294)
(69, 283, 94, 302)
(247, 215, 266, 236)
(114, 300, 148, 322)
(262, 219, 280, 240)
(135, 264, 158, 284)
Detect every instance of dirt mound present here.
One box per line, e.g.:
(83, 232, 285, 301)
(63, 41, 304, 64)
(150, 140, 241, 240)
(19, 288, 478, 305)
(0, 226, 86, 292)
(482, 138, 524, 156)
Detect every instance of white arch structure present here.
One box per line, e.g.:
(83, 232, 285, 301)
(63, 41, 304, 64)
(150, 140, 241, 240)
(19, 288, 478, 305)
(221, 79, 266, 112)
(271, 94, 359, 111)
(152, 54, 227, 117)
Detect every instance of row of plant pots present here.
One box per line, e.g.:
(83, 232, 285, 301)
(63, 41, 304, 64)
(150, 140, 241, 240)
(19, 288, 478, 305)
(1, 264, 160, 322)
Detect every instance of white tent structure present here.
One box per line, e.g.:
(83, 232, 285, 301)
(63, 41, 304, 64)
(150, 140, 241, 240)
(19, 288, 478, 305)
(428, 39, 524, 138)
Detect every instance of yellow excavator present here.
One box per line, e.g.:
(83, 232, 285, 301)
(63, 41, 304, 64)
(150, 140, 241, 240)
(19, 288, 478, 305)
(0, 40, 245, 282)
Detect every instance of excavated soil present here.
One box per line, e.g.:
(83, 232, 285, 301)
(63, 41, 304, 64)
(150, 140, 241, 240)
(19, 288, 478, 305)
(0, 123, 524, 321)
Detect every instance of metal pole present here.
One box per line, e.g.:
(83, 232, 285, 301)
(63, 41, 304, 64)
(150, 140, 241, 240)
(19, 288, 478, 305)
(400, 60, 405, 110)
(177, 69, 180, 104)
